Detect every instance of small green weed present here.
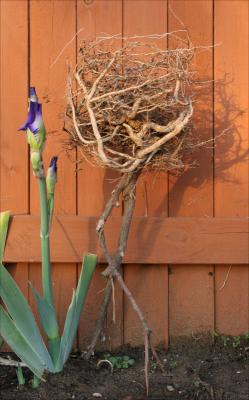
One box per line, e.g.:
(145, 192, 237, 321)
(221, 335, 230, 347)
(169, 360, 178, 369)
(244, 333, 249, 341)
(150, 361, 157, 371)
(103, 353, 135, 370)
(232, 336, 241, 348)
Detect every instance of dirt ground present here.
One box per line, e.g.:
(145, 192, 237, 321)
(0, 336, 248, 400)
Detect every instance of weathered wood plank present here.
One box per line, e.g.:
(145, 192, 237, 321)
(169, 265, 214, 337)
(122, 0, 169, 347)
(0, 0, 29, 284)
(214, 0, 249, 334)
(4, 215, 248, 264)
(76, 0, 123, 350)
(168, 0, 215, 337)
(0, 0, 29, 212)
(0, 0, 29, 352)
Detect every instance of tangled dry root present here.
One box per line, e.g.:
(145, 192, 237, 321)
(65, 32, 197, 174)
(64, 33, 211, 394)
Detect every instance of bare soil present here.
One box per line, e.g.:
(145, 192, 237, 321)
(0, 336, 248, 400)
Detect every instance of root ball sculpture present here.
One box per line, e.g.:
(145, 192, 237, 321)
(65, 32, 199, 395)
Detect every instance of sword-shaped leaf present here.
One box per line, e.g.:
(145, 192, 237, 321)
(56, 290, 77, 371)
(0, 264, 54, 372)
(0, 306, 45, 379)
(0, 211, 11, 264)
(59, 254, 97, 365)
(30, 283, 59, 340)
(0, 211, 11, 350)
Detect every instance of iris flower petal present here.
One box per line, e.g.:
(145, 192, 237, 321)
(18, 101, 37, 131)
(19, 102, 44, 136)
(28, 103, 43, 134)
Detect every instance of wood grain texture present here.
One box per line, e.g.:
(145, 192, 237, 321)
(168, 0, 215, 337)
(76, 0, 123, 350)
(4, 215, 248, 264)
(214, 0, 249, 334)
(29, 0, 77, 336)
(0, 0, 29, 311)
(169, 265, 214, 337)
(0, 0, 29, 212)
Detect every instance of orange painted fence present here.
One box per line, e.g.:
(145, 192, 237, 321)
(0, 0, 248, 350)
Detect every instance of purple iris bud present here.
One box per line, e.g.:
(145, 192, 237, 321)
(49, 156, 58, 173)
(46, 156, 58, 196)
(29, 87, 38, 102)
(19, 87, 46, 175)
(18, 101, 43, 135)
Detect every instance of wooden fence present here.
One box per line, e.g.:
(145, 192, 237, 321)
(0, 0, 248, 350)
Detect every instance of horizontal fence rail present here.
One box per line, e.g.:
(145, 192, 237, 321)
(4, 215, 249, 264)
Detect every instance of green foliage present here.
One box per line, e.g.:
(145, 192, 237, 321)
(31, 374, 41, 389)
(16, 366, 25, 386)
(59, 254, 97, 368)
(0, 210, 11, 351)
(150, 361, 157, 370)
(0, 304, 49, 379)
(0, 270, 54, 379)
(232, 336, 241, 348)
(220, 334, 249, 349)
(0, 253, 97, 382)
(0, 264, 54, 371)
(30, 283, 59, 340)
(0, 210, 10, 264)
(169, 360, 178, 369)
(0, 88, 98, 386)
(244, 333, 249, 341)
(221, 335, 230, 347)
(104, 353, 135, 370)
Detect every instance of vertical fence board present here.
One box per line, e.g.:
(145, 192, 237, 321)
(29, 0, 77, 332)
(0, 0, 29, 212)
(0, 1, 29, 314)
(214, 0, 249, 334)
(168, 0, 214, 337)
(169, 266, 214, 336)
(123, 0, 168, 347)
(77, 0, 123, 350)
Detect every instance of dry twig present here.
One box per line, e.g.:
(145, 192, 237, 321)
(0, 356, 26, 368)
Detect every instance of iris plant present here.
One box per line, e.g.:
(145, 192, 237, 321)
(0, 88, 97, 386)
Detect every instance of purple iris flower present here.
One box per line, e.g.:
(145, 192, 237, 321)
(18, 101, 43, 135)
(49, 156, 58, 173)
